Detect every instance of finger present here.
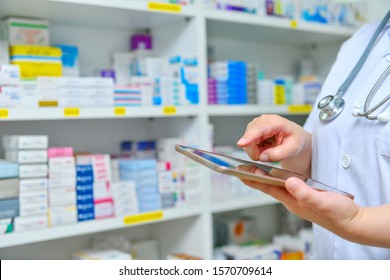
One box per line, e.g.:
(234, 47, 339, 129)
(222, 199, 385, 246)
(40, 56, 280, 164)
(285, 177, 325, 208)
(242, 144, 262, 161)
(237, 117, 275, 147)
(241, 178, 291, 202)
(260, 143, 296, 162)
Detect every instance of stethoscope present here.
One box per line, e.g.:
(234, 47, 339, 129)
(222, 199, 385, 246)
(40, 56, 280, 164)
(318, 10, 390, 122)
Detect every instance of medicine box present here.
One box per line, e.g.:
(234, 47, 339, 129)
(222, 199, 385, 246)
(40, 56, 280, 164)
(0, 178, 19, 199)
(3, 135, 48, 150)
(0, 159, 19, 179)
(48, 205, 77, 226)
(1, 17, 49, 46)
(55, 45, 79, 77)
(19, 164, 48, 178)
(49, 186, 76, 207)
(14, 214, 48, 232)
(47, 147, 74, 158)
(0, 197, 19, 219)
(20, 80, 39, 108)
(19, 189, 47, 204)
(49, 177, 76, 189)
(19, 201, 48, 217)
(48, 155, 75, 169)
(19, 178, 48, 192)
(10, 45, 62, 78)
(5, 149, 48, 164)
(0, 64, 20, 86)
(77, 211, 94, 222)
(94, 200, 114, 219)
(0, 86, 21, 108)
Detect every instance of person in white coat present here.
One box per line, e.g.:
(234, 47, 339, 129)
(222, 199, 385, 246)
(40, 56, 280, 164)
(237, 11, 390, 259)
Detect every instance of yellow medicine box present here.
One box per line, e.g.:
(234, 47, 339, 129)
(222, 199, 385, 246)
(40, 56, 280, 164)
(10, 45, 62, 78)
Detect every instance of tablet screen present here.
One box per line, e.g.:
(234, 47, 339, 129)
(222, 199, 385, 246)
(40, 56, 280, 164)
(176, 145, 354, 198)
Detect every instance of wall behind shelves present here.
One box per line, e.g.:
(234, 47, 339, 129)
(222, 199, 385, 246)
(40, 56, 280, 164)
(210, 114, 307, 147)
(50, 24, 133, 76)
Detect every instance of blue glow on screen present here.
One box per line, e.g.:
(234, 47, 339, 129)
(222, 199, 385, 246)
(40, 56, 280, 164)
(193, 150, 234, 168)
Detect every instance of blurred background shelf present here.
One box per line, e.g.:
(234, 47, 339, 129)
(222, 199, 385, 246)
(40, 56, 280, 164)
(0, 205, 202, 249)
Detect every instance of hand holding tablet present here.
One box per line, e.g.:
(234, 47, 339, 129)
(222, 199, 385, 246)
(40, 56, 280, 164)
(175, 145, 354, 199)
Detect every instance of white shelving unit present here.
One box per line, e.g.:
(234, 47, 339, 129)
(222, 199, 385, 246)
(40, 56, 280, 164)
(0, 106, 201, 121)
(0, 0, 362, 260)
(0, 205, 202, 248)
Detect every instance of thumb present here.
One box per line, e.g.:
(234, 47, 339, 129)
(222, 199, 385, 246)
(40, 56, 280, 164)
(285, 177, 323, 207)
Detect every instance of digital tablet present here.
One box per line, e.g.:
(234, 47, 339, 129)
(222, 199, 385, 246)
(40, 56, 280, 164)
(175, 145, 354, 198)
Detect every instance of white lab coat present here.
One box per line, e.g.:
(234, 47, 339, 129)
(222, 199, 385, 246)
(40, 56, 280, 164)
(304, 20, 390, 259)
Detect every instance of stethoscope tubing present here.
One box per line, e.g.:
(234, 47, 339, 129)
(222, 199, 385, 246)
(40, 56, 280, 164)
(318, 9, 390, 122)
(359, 64, 390, 119)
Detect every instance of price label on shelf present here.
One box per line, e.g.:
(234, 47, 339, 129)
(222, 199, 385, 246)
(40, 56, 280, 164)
(114, 107, 126, 116)
(148, 2, 181, 13)
(0, 109, 9, 118)
(288, 104, 312, 114)
(290, 20, 298, 28)
(163, 106, 177, 115)
(123, 211, 164, 225)
(64, 107, 80, 117)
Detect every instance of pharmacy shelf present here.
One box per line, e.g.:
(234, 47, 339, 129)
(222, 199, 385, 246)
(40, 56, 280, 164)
(51, 0, 198, 16)
(0, 205, 202, 249)
(0, 106, 201, 121)
(207, 105, 312, 117)
(211, 193, 278, 214)
(206, 9, 356, 44)
(0, 0, 197, 30)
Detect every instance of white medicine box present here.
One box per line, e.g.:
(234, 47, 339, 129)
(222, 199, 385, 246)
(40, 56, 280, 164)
(1, 17, 49, 46)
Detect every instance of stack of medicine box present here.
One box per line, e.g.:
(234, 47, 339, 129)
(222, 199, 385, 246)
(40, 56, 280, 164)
(75, 163, 95, 222)
(36, 77, 59, 107)
(157, 138, 201, 207)
(207, 77, 217, 104)
(156, 161, 176, 209)
(3, 135, 49, 232)
(0, 64, 21, 108)
(0, 159, 19, 234)
(156, 55, 199, 106)
(110, 152, 138, 217)
(111, 180, 138, 217)
(76, 154, 114, 220)
(154, 76, 184, 106)
(47, 147, 77, 226)
(119, 158, 161, 213)
(209, 61, 247, 104)
(246, 63, 258, 104)
(257, 79, 274, 105)
(114, 85, 142, 107)
(2, 17, 61, 80)
(178, 55, 199, 105)
(10, 45, 62, 79)
(130, 76, 154, 106)
(58, 77, 114, 108)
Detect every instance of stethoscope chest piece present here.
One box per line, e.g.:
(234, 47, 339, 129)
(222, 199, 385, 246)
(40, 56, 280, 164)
(317, 9, 390, 122)
(318, 95, 345, 121)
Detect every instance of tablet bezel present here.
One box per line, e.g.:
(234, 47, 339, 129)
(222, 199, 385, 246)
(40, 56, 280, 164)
(175, 144, 354, 198)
